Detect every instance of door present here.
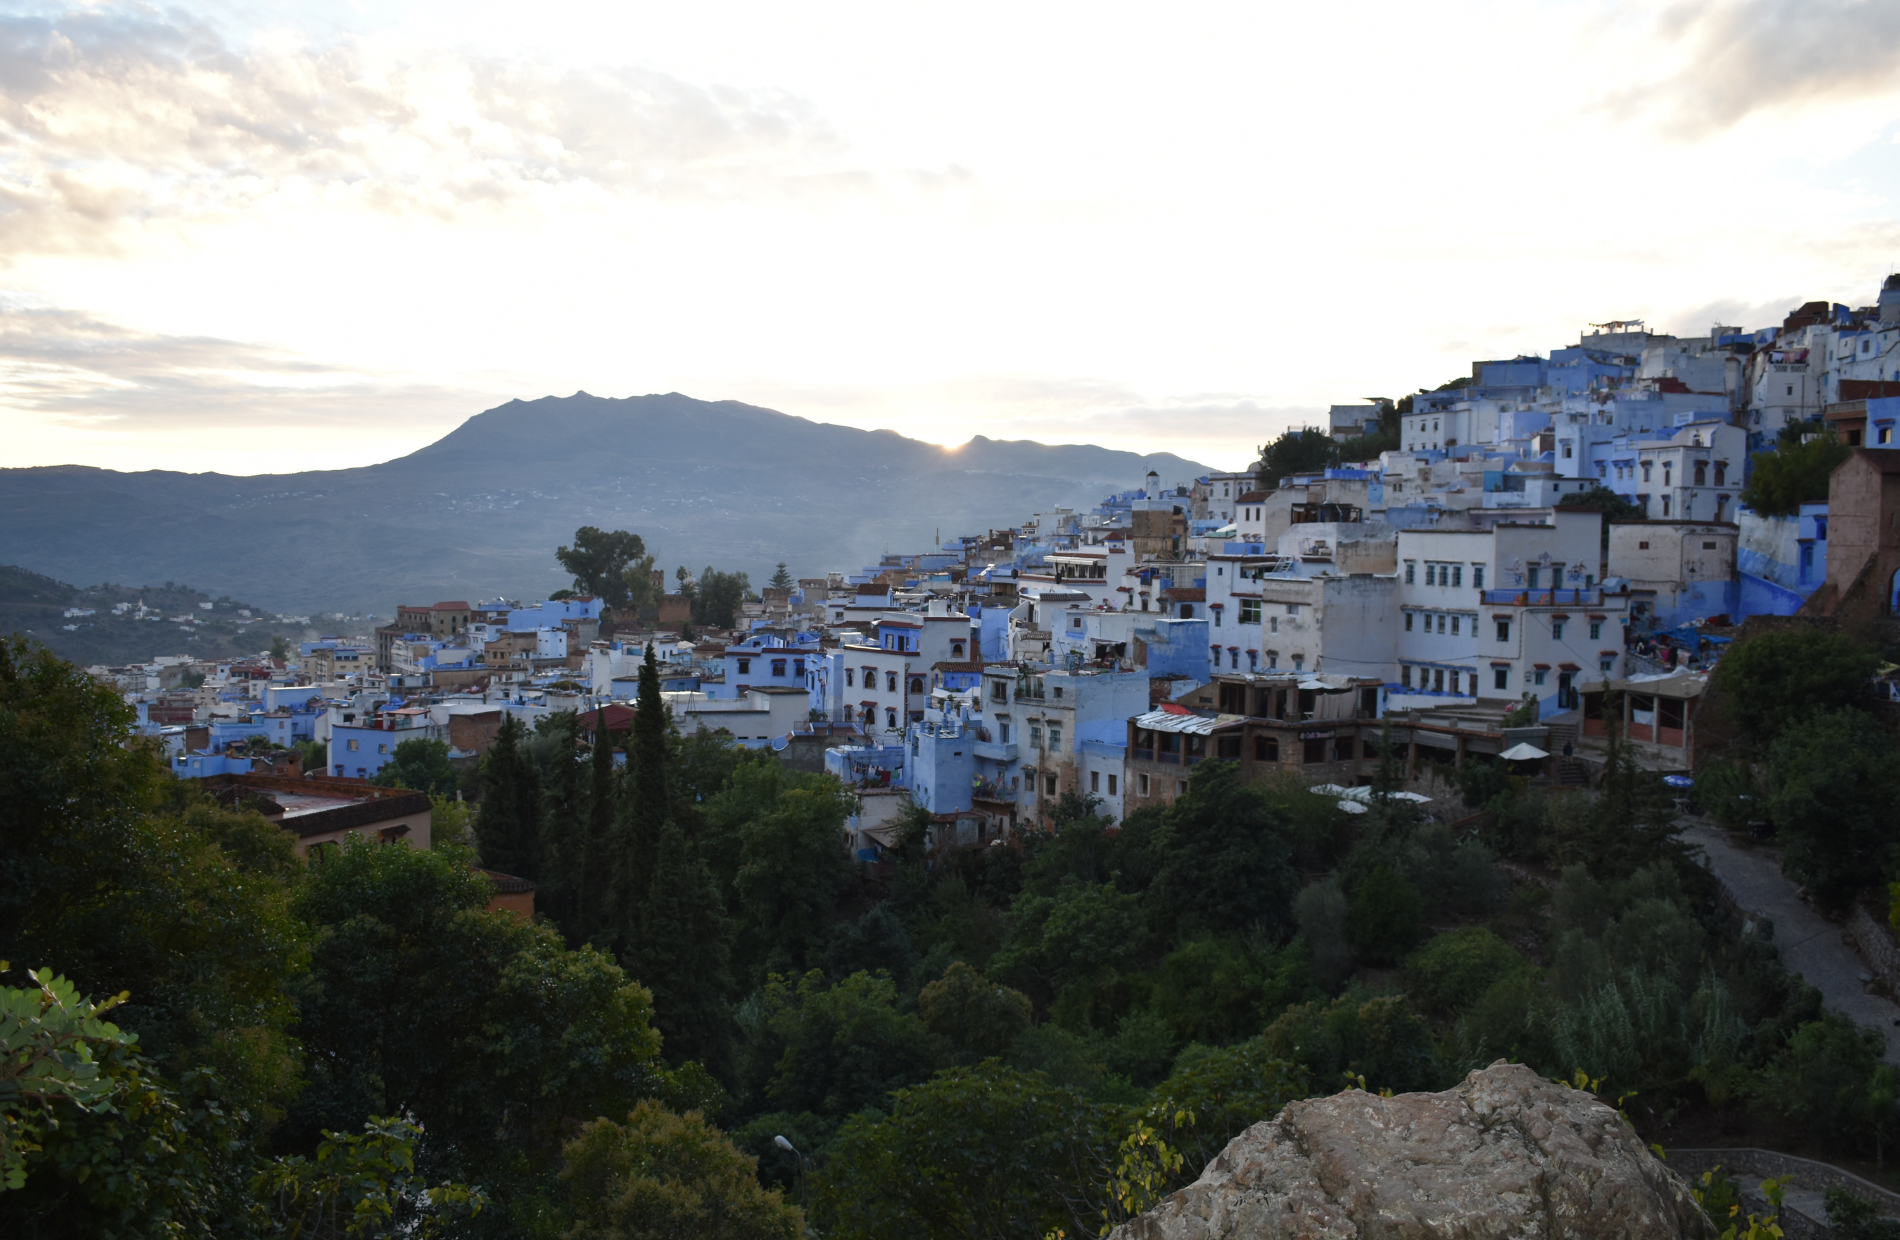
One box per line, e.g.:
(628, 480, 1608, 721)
(1558, 671, 1575, 711)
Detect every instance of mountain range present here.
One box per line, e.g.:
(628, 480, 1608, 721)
(0, 393, 1218, 615)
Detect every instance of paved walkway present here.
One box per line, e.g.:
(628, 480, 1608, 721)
(1680, 822, 1900, 1062)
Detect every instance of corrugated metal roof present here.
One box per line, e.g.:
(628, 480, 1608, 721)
(1132, 708, 1246, 735)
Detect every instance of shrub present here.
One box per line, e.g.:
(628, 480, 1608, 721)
(1346, 867, 1424, 966)
(1405, 928, 1530, 1018)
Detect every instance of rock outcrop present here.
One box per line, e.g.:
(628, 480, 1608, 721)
(1111, 1061, 1714, 1240)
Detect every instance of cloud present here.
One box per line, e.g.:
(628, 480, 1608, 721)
(0, 301, 492, 456)
(0, 6, 879, 256)
(1654, 294, 1806, 337)
(1609, 0, 1900, 135)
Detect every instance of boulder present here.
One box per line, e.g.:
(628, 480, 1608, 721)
(1110, 1061, 1714, 1240)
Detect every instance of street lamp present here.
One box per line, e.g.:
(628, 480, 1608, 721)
(773, 1134, 807, 1211)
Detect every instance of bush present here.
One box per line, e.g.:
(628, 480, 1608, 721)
(1751, 1014, 1885, 1148)
(1293, 880, 1352, 990)
(918, 962, 1032, 1059)
(1262, 994, 1439, 1094)
(1346, 867, 1424, 966)
(1405, 928, 1530, 1018)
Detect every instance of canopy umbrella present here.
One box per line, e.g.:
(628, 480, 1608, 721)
(1499, 742, 1548, 761)
(1336, 800, 1369, 815)
(1663, 774, 1694, 789)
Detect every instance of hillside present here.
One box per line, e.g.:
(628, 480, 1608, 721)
(0, 564, 317, 667)
(0, 393, 1215, 614)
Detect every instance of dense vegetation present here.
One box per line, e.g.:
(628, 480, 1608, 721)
(7, 617, 1900, 1237)
(0, 564, 311, 667)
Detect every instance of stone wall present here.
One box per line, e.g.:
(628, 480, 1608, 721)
(1667, 1147, 1900, 1238)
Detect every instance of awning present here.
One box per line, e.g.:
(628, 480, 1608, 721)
(1558, 662, 1581, 672)
(1500, 742, 1548, 760)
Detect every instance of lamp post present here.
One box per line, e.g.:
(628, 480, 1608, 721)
(773, 1134, 807, 1212)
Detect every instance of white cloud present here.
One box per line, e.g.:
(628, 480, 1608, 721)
(0, 6, 888, 258)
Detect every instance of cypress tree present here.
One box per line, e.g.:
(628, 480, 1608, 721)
(622, 643, 670, 906)
(636, 819, 735, 1072)
(474, 713, 541, 879)
(576, 706, 620, 949)
(535, 711, 584, 935)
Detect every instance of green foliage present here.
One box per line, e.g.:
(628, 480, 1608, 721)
(810, 1063, 1110, 1240)
(991, 879, 1145, 999)
(1825, 1186, 1900, 1240)
(1293, 878, 1353, 990)
(729, 774, 857, 981)
(1144, 763, 1299, 943)
(0, 967, 136, 1191)
(768, 563, 793, 592)
(1710, 627, 1879, 750)
(692, 568, 752, 630)
(559, 1101, 801, 1240)
(918, 962, 1032, 1059)
(1145, 1036, 1308, 1172)
(1334, 403, 1400, 462)
(1345, 866, 1424, 965)
(288, 836, 663, 1191)
(555, 526, 648, 611)
(1752, 1013, 1887, 1148)
(1262, 995, 1439, 1095)
(742, 971, 946, 1124)
(1404, 928, 1531, 1018)
(475, 713, 541, 878)
(1741, 420, 1852, 517)
(252, 1114, 487, 1238)
(369, 737, 457, 797)
(634, 821, 735, 1072)
(1764, 707, 1900, 911)
(1147, 937, 1318, 1045)
(1256, 426, 1340, 487)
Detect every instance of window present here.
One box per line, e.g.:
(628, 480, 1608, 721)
(999, 722, 1010, 743)
(1046, 774, 1058, 795)
(1473, 565, 1484, 589)
(1048, 725, 1062, 751)
(1551, 620, 1564, 640)
(1270, 616, 1278, 633)
(1303, 737, 1327, 763)
(1240, 599, 1262, 624)
(1405, 562, 1415, 584)
(1494, 667, 1509, 690)
(991, 680, 1007, 702)
(1405, 611, 1413, 631)
(1533, 669, 1547, 686)
(886, 708, 898, 728)
(886, 671, 897, 691)
(1108, 774, 1118, 795)
(794, 659, 805, 677)
(1216, 734, 1241, 760)
(951, 641, 964, 658)
(1286, 603, 1300, 616)
(1425, 564, 1436, 586)
(865, 667, 878, 689)
(1641, 462, 1652, 482)
(772, 659, 787, 677)
(1527, 566, 1540, 589)
(1600, 656, 1615, 672)
(1496, 619, 1510, 641)
(1661, 496, 1672, 517)
(1333, 737, 1355, 762)
(1714, 462, 1727, 485)
(1255, 735, 1279, 760)
(1213, 608, 1222, 628)
(1452, 565, 1463, 587)
(347, 738, 359, 751)
(1091, 770, 1100, 793)
(1401, 664, 1412, 687)
(1589, 620, 1602, 639)
(1433, 668, 1445, 692)
(1702, 541, 1717, 550)
(1053, 686, 1063, 699)
(1292, 655, 1304, 672)
(1177, 779, 1189, 795)
(1451, 616, 1460, 636)
(1436, 614, 1447, 634)
(737, 658, 751, 674)
(1029, 724, 1043, 749)
(1638, 540, 1649, 550)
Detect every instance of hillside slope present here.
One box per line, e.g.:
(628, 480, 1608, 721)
(0, 393, 1215, 613)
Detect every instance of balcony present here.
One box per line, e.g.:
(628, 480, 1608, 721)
(1479, 587, 1602, 608)
(973, 739, 1019, 762)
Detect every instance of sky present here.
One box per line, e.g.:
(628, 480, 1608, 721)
(4, 0, 1900, 476)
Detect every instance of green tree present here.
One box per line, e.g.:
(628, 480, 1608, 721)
(555, 527, 649, 611)
(991, 879, 1145, 1000)
(1404, 928, 1531, 1018)
(573, 706, 621, 950)
(692, 569, 752, 630)
(251, 1114, 487, 1238)
(1146, 763, 1300, 944)
(559, 1101, 801, 1240)
(1334, 402, 1399, 462)
(1742, 421, 1853, 517)
(768, 563, 793, 592)
(634, 821, 736, 1074)
(1710, 627, 1879, 750)
(811, 1063, 1110, 1240)
(1346, 866, 1424, 965)
(287, 836, 663, 1192)
(918, 962, 1033, 1059)
(1147, 936, 1318, 1046)
(370, 736, 457, 797)
(1255, 426, 1339, 488)
(1765, 707, 1900, 911)
(618, 644, 670, 933)
(619, 553, 662, 624)
(0, 639, 304, 1120)
(270, 635, 291, 661)
(475, 713, 542, 879)
(741, 971, 947, 1125)
(730, 777, 857, 980)
(1262, 994, 1439, 1094)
